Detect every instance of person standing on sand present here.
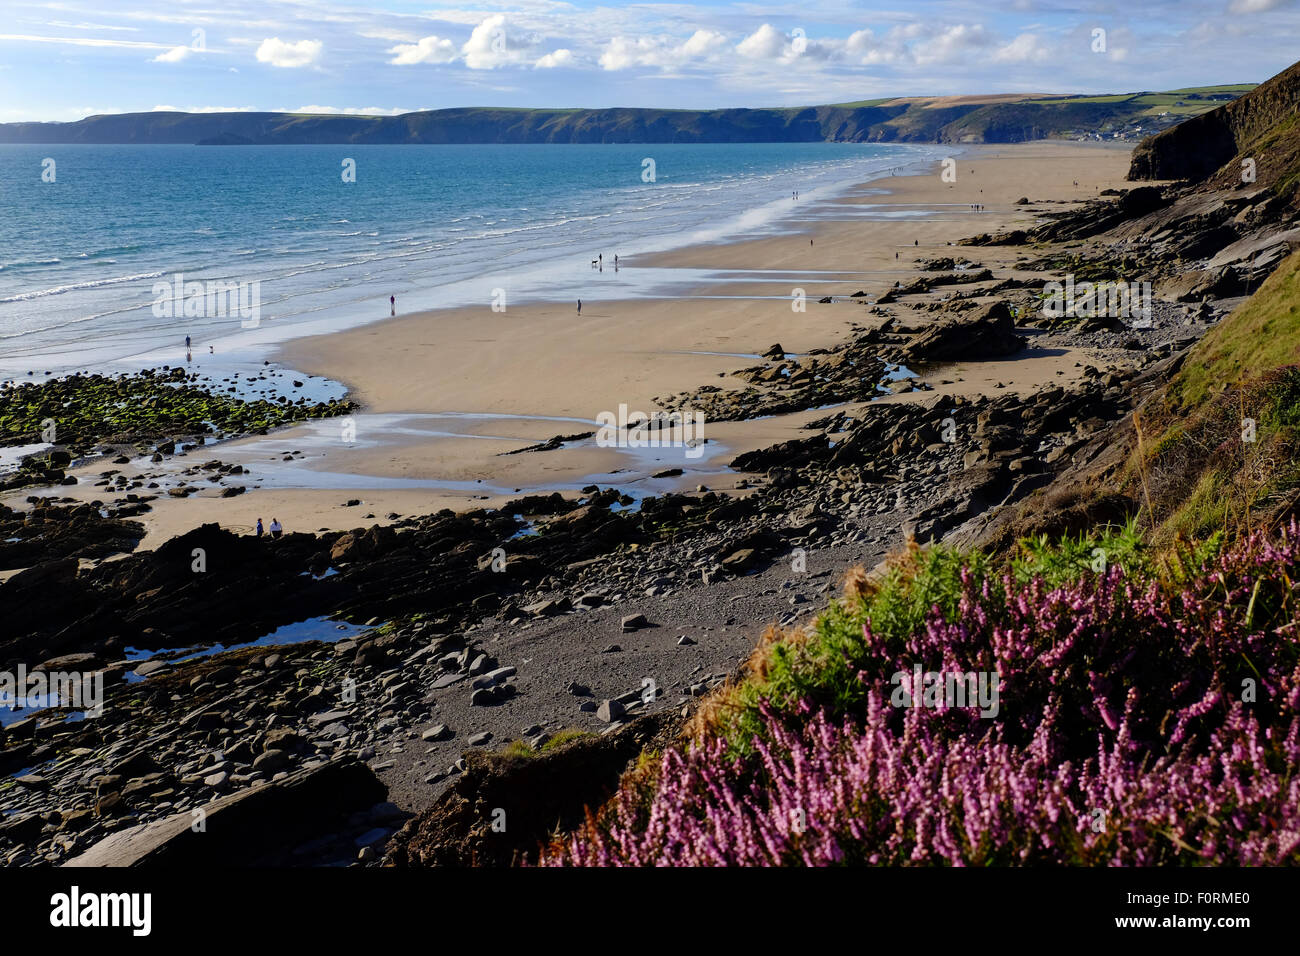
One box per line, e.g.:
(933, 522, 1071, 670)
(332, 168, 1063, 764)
(185, 335, 191, 350)
(270, 517, 282, 539)
(577, 299, 582, 315)
(390, 295, 395, 315)
(255, 518, 264, 538)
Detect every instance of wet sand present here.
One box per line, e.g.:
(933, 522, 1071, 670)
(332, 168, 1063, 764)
(11, 142, 1134, 549)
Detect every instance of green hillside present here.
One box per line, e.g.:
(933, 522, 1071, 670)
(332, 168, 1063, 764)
(0, 84, 1252, 146)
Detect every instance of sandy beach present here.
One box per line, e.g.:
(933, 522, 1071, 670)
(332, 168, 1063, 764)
(12, 141, 1135, 550)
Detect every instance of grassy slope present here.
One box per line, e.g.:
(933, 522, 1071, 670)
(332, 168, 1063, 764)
(536, 247, 1300, 867)
(1168, 247, 1300, 411)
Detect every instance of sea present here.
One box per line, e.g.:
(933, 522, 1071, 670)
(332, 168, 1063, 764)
(0, 141, 948, 381)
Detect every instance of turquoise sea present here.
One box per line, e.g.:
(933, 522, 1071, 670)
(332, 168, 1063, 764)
(0, 141, 945, 379)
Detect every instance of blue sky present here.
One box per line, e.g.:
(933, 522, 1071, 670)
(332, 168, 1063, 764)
(1, 0, 1297, 122)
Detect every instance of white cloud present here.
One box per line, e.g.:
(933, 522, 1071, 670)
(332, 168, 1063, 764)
(1228, 0, 1291, 12)
(534, 48, 574, 68)
(599, 29, 728, 71)
(255, 37, 322, 68)
(843, 28, 905, 65)
(912, 24, 993, 66)
(737, 24, 785, 60)
(151, 105, 253, 113)
(463, 14, 528, 69)
(389, 36, 456, 65)
(152, 45, 191, 63)
(993, 33, 1053, 64)
(0, 32, 170, 51)
(288, 105, 412, 115)
(681, 29, 728, 59)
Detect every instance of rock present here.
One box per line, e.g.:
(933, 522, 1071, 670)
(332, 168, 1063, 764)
(263, 729, 306, 752)
(64, 758, 387, 867)
(677, 635, 697, 646)
(109, 751, 162, 780)
(596, 699, 625, 723)
(472, 666, 517, 689)
(422, 725, 452, 742)
(354, 827, 390, 849)
(524, 597, 571, 617)
(720, 548, 757, 572)
(252, 750, 290, 774)
(620, 613, 649, 632)
(897, 300, 1025, 364)
(467, 732, 492, 747)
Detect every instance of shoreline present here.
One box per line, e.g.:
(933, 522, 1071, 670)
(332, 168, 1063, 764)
(0, 142, 950, 386)
(3, 141, 1135, 550)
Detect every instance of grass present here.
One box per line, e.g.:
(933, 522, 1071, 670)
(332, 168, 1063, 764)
(1168, 249, 1300, 412)
(500, 728, 594, 759)
(703, 520, 1160, 753)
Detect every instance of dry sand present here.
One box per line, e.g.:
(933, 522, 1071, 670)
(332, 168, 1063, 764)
(22, 142, 1135, 550)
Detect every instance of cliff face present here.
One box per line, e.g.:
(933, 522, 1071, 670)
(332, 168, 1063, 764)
(0, 91, 1242, 146)
(1129, 59, 1300, 187)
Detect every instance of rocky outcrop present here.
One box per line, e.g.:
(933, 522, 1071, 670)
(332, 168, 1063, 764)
(64, 757, 387, 866)
(1129, 58, 1300, 190)
(891, 300, 1025, 364)
(383, 709, 684, 866)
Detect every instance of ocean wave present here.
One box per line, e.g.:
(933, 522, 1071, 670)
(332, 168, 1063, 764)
(0, 257, 61, 270)
(0, 271, 165, 304)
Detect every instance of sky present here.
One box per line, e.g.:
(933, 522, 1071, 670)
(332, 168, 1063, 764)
(0, 0, 1297, 122)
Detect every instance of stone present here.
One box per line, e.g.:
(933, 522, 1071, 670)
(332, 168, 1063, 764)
(65, 758, 386, 867)
(596, 699, 625, 723)
(620, 613, 649, 632)
(252, 750, 290, 774)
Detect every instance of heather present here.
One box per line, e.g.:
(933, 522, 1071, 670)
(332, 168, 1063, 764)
(536, 525, 1300, 865)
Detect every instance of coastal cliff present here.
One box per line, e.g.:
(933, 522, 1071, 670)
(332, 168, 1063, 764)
(0, 87, 1247, 146)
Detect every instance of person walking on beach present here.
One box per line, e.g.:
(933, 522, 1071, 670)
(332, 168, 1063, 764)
(270, 517, 283, 539)
(255, 517, 264, 538)
(185, 335, 191, 351)
(577, 299, 582, 315)
(389, 295, 395, 315)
